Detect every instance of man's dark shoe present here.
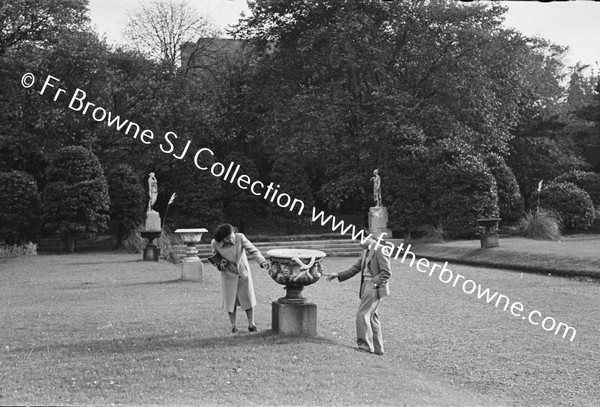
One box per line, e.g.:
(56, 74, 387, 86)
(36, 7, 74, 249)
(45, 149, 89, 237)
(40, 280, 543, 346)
(248, 326, 258, 332)
(374, 351, 384, 356)
(231, 326, 238, 333)
(354, 346, 372, 354)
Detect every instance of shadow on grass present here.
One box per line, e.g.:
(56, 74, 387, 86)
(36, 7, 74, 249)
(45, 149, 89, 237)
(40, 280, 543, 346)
(61, 279, 186, 290)
(121, 278, 187, 287)
(65, 259, 145, 265)
(9, 330, 339, 356)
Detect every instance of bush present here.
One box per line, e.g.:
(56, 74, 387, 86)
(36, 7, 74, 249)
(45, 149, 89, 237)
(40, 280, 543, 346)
(0, 241, 38, 258)
(518, 209, 562, 241)
(386, 144, 500, 238)
(121, 230, 143, 254)
(158, 228, 183, 264)
(385, 144, 432, 232)
(0, 171, 41, 244)
(539, 181, 595, 229)
(42, 146, 110, 252)
(106, 164, 145, 248)
(415, 224, 446, 243)
(486, 153, 524, 226)
(554, 170, 600, 207)
(427, 152, 500, 238)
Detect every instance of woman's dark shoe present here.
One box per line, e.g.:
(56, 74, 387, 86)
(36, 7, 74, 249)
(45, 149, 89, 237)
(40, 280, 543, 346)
(248, 326, 258, 332)
(231, 326, 238, 333)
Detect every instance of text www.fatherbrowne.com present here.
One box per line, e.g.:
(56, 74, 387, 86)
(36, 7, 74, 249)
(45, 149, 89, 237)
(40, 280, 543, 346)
(311, 209, 577, 342)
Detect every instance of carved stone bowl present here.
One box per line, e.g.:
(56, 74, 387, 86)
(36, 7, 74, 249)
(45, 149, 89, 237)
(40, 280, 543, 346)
(266, 249, 326, 286)
(266, 248, 327, 303)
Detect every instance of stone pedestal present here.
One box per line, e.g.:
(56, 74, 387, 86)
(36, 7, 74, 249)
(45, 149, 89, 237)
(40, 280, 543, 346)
(145, 210, 161, 231)
(272, 301, 317, 336)
(175, 228, 208, 281)
(477, 218, 501, 249)
(480, 234, 499, 249)
(140, 231, 161, 262)
(143, 246, 159, 261)
(181, 262, 203, 281)
(368, 206, 392, 238)
(265, 249, 326, 337)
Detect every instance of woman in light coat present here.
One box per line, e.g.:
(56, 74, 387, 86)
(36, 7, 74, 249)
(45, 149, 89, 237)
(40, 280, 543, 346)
(210, 224, 269, 333)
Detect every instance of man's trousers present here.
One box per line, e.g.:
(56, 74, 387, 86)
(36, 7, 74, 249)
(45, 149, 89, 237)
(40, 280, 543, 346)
(356, 281, 384, 354)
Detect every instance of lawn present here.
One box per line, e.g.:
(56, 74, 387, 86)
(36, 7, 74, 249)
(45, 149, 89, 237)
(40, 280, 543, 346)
(1, 251, 599, 406)
(411, 235, 600, 278)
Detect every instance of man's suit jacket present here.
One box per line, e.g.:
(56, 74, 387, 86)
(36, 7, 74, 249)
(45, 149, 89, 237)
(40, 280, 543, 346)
(337, 247, 391, 298)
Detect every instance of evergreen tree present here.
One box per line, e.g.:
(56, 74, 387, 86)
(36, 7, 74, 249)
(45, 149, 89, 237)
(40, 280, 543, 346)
(106, 164, 145, 248)
(42, 146, 109, 252)
(0, 171, 41, 244)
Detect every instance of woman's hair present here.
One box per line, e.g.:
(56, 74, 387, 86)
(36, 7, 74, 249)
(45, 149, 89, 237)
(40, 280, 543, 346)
(214, 223, 236, 242)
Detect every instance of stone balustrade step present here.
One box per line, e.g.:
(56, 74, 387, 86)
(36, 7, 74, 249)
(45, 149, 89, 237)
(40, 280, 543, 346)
(173, 239, 364, 261)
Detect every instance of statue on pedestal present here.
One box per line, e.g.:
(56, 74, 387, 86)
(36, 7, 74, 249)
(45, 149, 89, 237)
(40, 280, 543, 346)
(368, 169, 392, 238)
(144, 172, 161, 232)
(371, 169, 382, 207)
(148, 172, 158, 212)
(142, 172, 162, 260)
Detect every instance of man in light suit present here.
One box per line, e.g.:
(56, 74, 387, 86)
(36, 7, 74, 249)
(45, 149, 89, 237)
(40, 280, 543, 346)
(327, 238, 391, 355)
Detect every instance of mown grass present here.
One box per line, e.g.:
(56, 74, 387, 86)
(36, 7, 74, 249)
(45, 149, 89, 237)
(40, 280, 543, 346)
(411, 235, 600, 278)
(1, 250, 599, 406)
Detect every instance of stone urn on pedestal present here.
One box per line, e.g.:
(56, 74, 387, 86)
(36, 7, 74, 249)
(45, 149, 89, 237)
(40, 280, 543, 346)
(266, 248, 326, 336)
(175, 228, 208, 281)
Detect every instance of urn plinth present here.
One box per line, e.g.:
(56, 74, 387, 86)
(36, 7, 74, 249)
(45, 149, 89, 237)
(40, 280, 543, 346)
(266, 248, 326, 304)
(476, 218, 501, 249)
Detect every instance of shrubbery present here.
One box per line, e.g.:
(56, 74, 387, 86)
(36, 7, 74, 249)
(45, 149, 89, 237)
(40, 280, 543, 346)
(554, 170, 600, 207)
(0, 241, 38, 258)
(386, 144, 499, 238)
(42, 146, 110, 252)
(486, 153, 524, 226)
(106, 164, 145, 248)
(427, 152, 500, 238)
(539, 181, 595, 229)
(518, 209, 562, 241)
(0, 171, 41, 244)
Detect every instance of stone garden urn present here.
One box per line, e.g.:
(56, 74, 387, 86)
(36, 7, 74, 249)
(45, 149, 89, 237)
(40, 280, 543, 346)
(174, 228, 208, 281)
(266, 248, 327, 303)
(266, 248, 326, 336)
(174, 228, 208, 262)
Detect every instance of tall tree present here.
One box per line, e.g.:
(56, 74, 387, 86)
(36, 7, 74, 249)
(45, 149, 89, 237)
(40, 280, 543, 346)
(232, 0, 562, 216)
(42, 146, 109, 252)
(0, 0, 89, 56)
(106, 164, 145, 248)
(123, 0, 218, 73)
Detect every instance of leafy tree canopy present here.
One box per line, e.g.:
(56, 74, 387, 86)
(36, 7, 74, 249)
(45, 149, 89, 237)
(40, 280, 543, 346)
(232, 0, 566, 213)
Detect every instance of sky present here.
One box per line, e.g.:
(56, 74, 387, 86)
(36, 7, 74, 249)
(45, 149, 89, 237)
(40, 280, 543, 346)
(88, 0, 600, 71)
